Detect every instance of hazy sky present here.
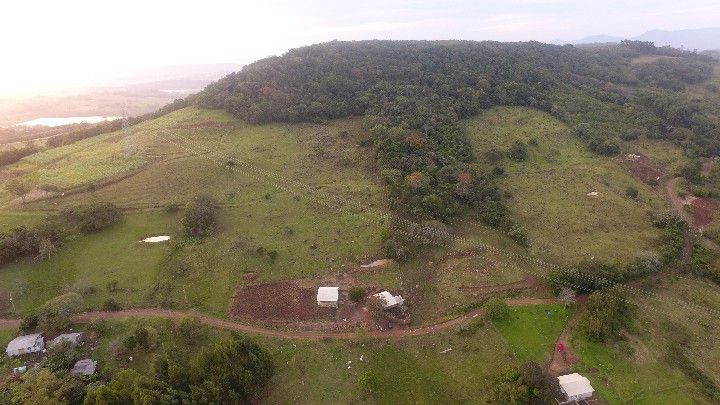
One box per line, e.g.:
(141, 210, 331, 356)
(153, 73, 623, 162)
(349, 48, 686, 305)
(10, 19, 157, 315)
(2, 0, 719, 95)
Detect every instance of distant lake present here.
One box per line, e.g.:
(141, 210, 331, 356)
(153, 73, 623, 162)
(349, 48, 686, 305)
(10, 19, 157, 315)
(15, 116, 121, 127)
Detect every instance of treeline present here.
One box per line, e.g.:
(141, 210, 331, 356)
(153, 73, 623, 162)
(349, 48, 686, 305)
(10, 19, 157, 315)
(191, 40, 719, 237)
(0, 202, 122, 268)
(0, 144, 37, 166)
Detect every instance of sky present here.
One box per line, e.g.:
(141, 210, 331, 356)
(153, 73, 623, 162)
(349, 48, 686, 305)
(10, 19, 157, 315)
(2, 0, 720, 96)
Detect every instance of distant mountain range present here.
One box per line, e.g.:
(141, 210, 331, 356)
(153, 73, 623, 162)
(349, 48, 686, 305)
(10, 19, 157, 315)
(555, 27, 720, 51)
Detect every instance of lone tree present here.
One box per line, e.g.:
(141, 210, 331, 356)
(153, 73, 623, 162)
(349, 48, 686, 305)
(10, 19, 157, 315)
(183, 194, 219, 237)
(6, 178, 32, 203)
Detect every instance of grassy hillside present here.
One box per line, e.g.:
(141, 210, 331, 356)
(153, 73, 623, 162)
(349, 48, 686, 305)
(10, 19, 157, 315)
(465, 106, 670, 264)
(0, 108, 389, 317)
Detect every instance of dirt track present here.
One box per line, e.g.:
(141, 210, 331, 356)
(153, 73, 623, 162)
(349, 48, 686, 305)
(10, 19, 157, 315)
(0, 298, 564, 340)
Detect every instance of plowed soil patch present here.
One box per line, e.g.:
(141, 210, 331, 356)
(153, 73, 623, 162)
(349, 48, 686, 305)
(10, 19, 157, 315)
(691, 197, 720, 227)
(229, 282, 335, 322)
(618, 155, 664, 184)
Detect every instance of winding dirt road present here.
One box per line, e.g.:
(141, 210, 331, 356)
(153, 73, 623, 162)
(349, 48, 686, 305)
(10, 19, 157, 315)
(0, 298, 563, 340)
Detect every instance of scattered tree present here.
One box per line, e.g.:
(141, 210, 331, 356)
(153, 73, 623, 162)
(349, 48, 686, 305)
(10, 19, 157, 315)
(183, 195, 219, 237)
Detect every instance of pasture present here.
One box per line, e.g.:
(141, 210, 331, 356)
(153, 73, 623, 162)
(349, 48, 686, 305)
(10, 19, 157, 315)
(464, 106, 669, 265)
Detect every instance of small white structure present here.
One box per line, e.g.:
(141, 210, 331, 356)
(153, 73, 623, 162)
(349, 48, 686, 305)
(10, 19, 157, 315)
(317, 287, 340, 307)
(12, 366, 27, 375)
(5, 333, 44, 357)
(71, 359, 97, 376)
(50, 333, 83, 348)
(558, 373, 594, 402)
(141, 235, 171, 243)
(372, 291, 405, 309)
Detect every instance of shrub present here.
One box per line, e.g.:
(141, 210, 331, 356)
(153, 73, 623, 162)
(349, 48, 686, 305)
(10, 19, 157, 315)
(508, 140, 528, 161)
(625, 186, 639, 199)
(63, 202, 122, 234)
(20, 315, 38, 333)
(579, 287, 631, 342)
(164, 203, 181, 214)
(183, 195, 219, 237)
(103, 299, 121, 311)
(485, 298, 510, 321)
(348, 287, 365, 302)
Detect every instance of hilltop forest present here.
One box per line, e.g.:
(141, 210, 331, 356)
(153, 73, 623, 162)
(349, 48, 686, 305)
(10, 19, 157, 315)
(192, 40, 719, 241)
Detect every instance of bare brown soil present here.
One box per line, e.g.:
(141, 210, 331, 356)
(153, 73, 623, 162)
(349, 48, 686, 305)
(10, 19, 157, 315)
(690, 197, 720, 227)
(229, 281, 335, 322)
(0, 298, 559, 340)
(547, 295, 586, 376)
(617, 154, 664, 185)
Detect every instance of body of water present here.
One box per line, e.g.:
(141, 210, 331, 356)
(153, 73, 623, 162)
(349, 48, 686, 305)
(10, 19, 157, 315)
(15, 116, 121, 127)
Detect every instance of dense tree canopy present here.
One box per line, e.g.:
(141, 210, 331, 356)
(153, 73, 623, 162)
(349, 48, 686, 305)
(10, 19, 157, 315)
(192, 40, 719, 237)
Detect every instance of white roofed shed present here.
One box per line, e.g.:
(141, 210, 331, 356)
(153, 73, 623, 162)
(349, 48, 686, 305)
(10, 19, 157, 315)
(558, 373, 594, 401)
(5, 333, 44, 357)
(372, 291, 405, 309)
(317, 287, 339, 307)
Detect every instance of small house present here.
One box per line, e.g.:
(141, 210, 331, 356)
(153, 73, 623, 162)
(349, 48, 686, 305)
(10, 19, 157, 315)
(50, 333, 83, 348)
(5, 333, 44, 357)
(70, 359, 97, 376)
(558, 373, 594, 402)
(317, 287, 339, 307)
(372, 291, 405, 309)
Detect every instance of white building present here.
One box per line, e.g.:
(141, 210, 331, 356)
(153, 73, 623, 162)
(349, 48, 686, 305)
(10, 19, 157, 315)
(372, 291, 405, 309)
(317, 287, 340, 307)
(50, 333, 83, 347)
(558, 373, 594, 402)
(5, 333, 44, 357)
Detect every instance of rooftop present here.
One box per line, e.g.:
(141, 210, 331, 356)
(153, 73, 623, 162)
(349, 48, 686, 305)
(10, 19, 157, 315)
(6, 333, 43, 352)
(50, 333, 82, 347)
(71, 359, 97, 376)
(317, 287, 339, 302)
(558, 373, 594, 397)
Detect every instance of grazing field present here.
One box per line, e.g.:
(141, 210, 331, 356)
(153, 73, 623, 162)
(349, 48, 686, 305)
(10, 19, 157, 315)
(0, 108, 389, 317)
(572, 276, 720, 405)
(493, 303, 573, 362)
(464, 106, 669, 265)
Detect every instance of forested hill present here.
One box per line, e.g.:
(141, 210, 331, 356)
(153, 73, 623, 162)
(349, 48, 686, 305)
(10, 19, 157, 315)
(189, 40, 719, 248)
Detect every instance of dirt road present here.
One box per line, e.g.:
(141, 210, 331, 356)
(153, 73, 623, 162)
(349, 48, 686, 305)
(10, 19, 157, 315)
(0, 298, 564, 340)
(666, 177, 691, 223)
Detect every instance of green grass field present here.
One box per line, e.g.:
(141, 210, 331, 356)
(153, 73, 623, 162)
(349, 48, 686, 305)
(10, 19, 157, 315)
(493, 303, 573, 362)
(0, 108, 389, 317)
(464, 106, 669, 265)
(571, 276, 720, 404)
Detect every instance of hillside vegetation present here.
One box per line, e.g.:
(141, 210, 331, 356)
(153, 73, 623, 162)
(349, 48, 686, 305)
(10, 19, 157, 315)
(1, 40, 720, 404)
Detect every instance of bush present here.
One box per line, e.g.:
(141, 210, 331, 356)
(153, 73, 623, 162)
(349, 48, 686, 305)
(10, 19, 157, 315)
(63, 202, 122, 234)
(485, 298, 510, 321)
(183, 195, 219, 237)
(509, 140, 528, 161)
(164, 203, 181, 214)
(20, 315, 38, 333)
(625, 186, 639, 199)
(38, 292, 83, 333)
(348, 287, 365, 302)
(579, 288, 631, 342)
(103, 299, 121, 311)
